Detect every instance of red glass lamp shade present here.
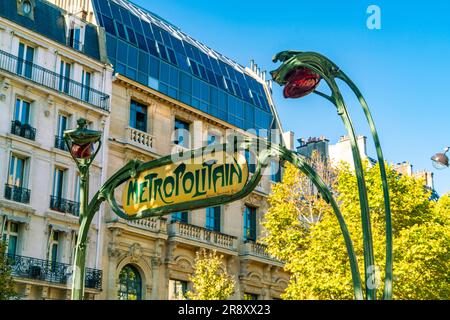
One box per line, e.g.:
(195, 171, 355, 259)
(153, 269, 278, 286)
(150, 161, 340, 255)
(70, 142, 93, 159)
(283, 67, 321, 99)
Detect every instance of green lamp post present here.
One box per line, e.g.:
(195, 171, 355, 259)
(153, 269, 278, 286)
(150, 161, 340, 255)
(271, 51, 392, 300)
(64, 118, 102, 300)
(431, 147, 449, 170)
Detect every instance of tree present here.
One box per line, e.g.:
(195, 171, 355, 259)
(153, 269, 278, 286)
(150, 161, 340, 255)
(0, 241, 17, 300)
(262, 158, 450, 300)
(186, 249, 235, 300)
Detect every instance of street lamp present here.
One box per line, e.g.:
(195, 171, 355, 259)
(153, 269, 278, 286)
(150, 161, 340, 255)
(431, 147, 449, 170)
(271, 51, 392, 300)
(64, 118, 102, 300)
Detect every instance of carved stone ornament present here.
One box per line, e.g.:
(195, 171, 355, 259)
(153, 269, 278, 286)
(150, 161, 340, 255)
(129, 243, 143, 262)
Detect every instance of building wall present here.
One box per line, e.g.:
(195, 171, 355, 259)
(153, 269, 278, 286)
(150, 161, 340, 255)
(0, 8, 112, 299)
(99, 77, 289, 300)
(1, 0, 289, 300)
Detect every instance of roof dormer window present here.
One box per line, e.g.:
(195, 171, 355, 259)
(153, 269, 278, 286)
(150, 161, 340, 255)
(17, 0, 35, 20)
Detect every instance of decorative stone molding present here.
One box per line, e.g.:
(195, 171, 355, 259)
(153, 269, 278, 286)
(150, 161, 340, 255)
(41, 286, 49, 299)
(129, 243, 143, 263)
(23, 284, 32, 297)
(0, 77, 10, 91)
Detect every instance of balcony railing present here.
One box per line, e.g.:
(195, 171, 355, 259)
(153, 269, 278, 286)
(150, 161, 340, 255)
(0, 49, 110, 111)
(4, 184, 30, 204)
(50, 196, 80, 216)
(54, 135, 69, 152)
(10, 120, 36, 141)
(125, 127, 155, 152)
(168, 221, 237, 251)
(240, 240, 280, 262)
(5, 253, 102, 290)
(126, 217, 166, 233)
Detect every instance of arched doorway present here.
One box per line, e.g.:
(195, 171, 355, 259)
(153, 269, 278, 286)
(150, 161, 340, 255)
(118, 264, 142, 300)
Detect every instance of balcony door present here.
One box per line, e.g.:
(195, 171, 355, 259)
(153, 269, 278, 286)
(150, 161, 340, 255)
(17, 42, 34, 79)
(57, 114, 67, 138)
(2, 221, 19, 256)
(243, 205, 257, 241)
(129, 100, 147, 132)
(59, 60, 72, 94)
(52, 168, 66, 200)
(8, 155, 27, 188)
(81, 70, 91, 102)
(14, 98, 31, 125)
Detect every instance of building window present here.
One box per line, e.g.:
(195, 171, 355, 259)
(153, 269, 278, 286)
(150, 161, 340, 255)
(118, 265, 142, 300)
(17, 0, 34, 19)
(52, 168, 67, 200)
(130, 100, 147, 132)
(244, 293, 258, 300)
(14, 98, 31, 125)
(11, 98, 36, 140)
(55, 114, 68, 151)
(17, 42, 34, 78)
(2, 221, 19, 256)
(69, 27, 83, 51)
(169, 279, 188, 300)
(243, 205, 257, 241)
(171, 211, 188, 223)
(270, 160, 281, 183)
(59, 60, 72, 94)
(206, 206, 221, 232)
(81, 70, 91, 102)
(7, 154, 28, 188)
(174, 118, 190, 148)
(5, 154, 30, 203)
(50, 231, 59, 270)
(74, 174, 80, 203)
(245, 150, 256, 174)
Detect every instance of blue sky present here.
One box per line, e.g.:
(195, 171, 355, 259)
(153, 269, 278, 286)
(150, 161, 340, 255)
(133, 0, 450, 194)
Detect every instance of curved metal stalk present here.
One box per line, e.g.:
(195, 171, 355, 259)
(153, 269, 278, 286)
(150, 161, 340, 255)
(270, 52, 386, 300)
(336, 72, 392, 300)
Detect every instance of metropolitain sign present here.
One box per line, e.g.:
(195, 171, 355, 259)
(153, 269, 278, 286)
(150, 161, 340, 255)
(121, 147, 249, 217)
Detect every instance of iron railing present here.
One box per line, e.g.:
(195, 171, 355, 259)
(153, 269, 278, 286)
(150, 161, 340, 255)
(10, 120, 36, 141)
(4, 184, 31, 204)
(54, 135, 69, 151)
(5, 253, 102, 290)
(0, 49, 110, 111)
(50, 196, 80, 216)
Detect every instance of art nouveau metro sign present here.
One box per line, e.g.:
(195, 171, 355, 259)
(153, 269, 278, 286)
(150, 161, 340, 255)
(121, 148, 249, 216)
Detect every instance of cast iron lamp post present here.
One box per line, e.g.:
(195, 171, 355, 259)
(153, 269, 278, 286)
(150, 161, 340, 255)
(431, 147, 449, 169)
(271, 51, 392, 300)
(64, 118, 102, 300)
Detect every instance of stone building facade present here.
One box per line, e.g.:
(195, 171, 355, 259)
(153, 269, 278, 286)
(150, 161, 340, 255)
(0, 0, 113, 299)
(1, 0, 291, 300)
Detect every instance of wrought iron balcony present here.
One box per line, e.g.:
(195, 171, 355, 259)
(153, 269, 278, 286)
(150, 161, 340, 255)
(50, 196, 80, 216)
(4, 184, 31, 204)
(5, 253, 102, 290)
(10, 120, 36, 141)
(54, 135, 69, 152)
(168, 221, 237, 251)
(0, 49, 110, 111)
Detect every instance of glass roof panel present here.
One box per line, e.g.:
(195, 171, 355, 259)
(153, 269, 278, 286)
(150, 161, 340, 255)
(92, 0, 274, 131)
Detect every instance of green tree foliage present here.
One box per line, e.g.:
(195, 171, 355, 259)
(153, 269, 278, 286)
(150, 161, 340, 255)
(263, 155, 450, 300)
(0, 241, 17, 300)
(186, 249, 235, 300)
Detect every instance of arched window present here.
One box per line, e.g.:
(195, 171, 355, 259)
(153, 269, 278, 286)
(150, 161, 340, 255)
(118, 264, 142, 300)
